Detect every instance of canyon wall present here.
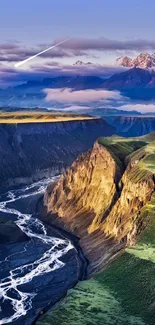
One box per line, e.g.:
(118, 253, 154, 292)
(43, 135, 155, 275)
(0, 118, 114, 192)
(105, 116, 155, 137)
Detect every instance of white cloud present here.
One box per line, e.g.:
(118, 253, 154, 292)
(47, 105, 91, 112)
(44, 88, 123, 104)
(63, 105, 91, 111)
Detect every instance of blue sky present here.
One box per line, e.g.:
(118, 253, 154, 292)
(1, 0, 155, 97)
(0, 0, 155, 67)
(1, 0, 155, 44)
(0, 0, 155, 113)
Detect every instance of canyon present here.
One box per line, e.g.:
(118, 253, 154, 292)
(0, 178, 87, 325)
(0, 118, 114, 193)
(1, 117, 155, 324)
(42, 133, 155, 275)
(1, 115, 155, 195)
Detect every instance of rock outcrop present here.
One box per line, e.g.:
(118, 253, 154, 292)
(43, 135, 155, 275)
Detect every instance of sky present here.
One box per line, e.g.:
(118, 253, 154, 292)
(1, 0, 155, 65)
(1, 0, 155, 112)
(0, 0, 149, 42)
(1, 0, 155, 42)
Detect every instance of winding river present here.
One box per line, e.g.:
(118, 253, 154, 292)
(0, 178, 83, 325)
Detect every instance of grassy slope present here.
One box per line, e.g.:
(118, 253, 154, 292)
(38, 200, 155, 325)
(98, 136, 147, 168)
(37, 134, 155, 325)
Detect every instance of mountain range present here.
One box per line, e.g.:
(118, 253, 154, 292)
(74, 53, 155, 70)
(116, 52, 155, 69)
(103, 67, 155, 101)
(1, 64, 155, 109)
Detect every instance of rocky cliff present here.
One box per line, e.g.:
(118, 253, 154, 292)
(0, 118, 114, 192)
(43, 134, 155, 275)
(105, 116, 155, 137)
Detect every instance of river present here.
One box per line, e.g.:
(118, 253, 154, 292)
(0, 178, 84, 325)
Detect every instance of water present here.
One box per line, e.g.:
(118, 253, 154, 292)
(0, 178, 79, 325)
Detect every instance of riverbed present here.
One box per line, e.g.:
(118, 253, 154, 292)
(0, 178, 85, 325)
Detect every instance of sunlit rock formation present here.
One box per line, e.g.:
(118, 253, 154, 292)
(43, 134, 155, 275)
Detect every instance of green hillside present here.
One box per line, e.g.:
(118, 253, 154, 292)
(37, 196, 155, 325)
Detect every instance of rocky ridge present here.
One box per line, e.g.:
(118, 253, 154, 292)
(117, 52, 155, 69)
(42, 134, 155, 275)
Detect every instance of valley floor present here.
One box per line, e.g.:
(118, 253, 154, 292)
(0, 179, 86, 325)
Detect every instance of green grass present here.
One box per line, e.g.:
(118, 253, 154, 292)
(37, 272, 145, 325)
(98, 137, 147, 168)
(98, 135, 155, 183)
(141, 154, 155, 172)
(128, 142, 155, 182)
(127, 193, 155, 258)
(138, 132, 155, 143)
(98, 133, 155, 168)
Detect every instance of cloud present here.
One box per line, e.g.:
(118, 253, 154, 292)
(2, 37, 155, 66)
(50, 105, 91, 112)
(57, 38, 155, 52)
(0, 43, 78, 64)
(119, 103, 155, 113)
(44, 88, 123, 104)
(31, 62, 125, 77)
(48, 102, 155, 114)
(0, 43, 19, 50)
(44, 88, 155, 114)
(0, 62, 126, 87)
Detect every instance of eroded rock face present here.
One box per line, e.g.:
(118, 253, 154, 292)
(105, 116, 155, 137)
(0, 119, 114, 192)
(102, 165, 154, 243)
(44, 142, 121, 234)
(43, 137, 155, 275)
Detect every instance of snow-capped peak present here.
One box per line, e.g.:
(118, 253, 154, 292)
(116, 56, 133, 67)
(116, 52, 155, 69)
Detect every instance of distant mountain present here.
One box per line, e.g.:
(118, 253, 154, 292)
(116, 52, 155, 69)
(13, 76, 104, 91)
(103, 67, 155, 100)
(82, 108, 141, 117)
(105, 116, 155, 137)
(103, 67, 153, 89)
(1, 67, 155, 108)
(0, 76, 105, 108)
